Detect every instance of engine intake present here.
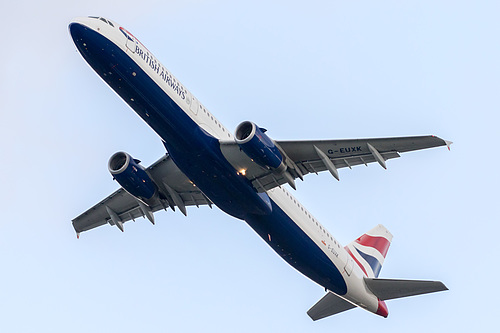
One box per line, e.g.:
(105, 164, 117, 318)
(235, 121, 285, 172)
(108, 152, 157, 201)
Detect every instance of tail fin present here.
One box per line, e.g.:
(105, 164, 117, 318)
(345, 224, 393, 278)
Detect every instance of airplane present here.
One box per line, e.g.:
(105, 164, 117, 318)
(69, 16, 451, 320)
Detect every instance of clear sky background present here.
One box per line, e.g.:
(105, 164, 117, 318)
(0, 1, 498, 332)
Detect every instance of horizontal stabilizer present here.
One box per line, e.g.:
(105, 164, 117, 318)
(307, 292, 356, 321)
(364, 278, 448, 301)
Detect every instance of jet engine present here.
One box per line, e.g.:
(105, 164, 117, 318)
(235, 121, 285, 172)
(108, 151, 158, 202)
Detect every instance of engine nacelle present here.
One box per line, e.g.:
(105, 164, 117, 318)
(235, 121, 285, 172)
(108, 152, 157, 202)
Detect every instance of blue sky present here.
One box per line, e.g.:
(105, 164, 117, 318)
(0, 1, 498, 332)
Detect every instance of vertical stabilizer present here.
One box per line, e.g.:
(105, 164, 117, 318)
(345, 224, 393, 278)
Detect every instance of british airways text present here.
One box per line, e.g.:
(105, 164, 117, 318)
(134, 44, 186, 100)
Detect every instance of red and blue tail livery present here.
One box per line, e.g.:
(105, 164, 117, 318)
(345, 224, 392, 278)
(69, 16, 450, 320)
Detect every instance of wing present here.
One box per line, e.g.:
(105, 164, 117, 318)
(72, 154, 212, 235)
(221, 135, 451, 192)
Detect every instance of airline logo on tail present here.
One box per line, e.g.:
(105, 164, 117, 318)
(309, 224, 447, 320)
(345, 224, 393, 278)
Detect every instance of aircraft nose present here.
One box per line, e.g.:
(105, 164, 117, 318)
(69, 21, 88, 51)
(69, 19, 85, 40)
(68, 21, 80, 38)
(68, 17, 94, 41)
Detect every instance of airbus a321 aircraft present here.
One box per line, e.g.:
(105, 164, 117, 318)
(70, 16, 450, 320)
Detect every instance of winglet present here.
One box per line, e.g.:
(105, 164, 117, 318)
(445, 140, 453, 151)
(76, 232, 80, 239)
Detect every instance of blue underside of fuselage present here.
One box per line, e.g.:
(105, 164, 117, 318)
(69, 23, 347, 295)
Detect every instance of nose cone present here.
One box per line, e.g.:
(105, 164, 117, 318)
(68, 17, 110, 72)
(376, 299, 389, 318)
(68, 22, 82, 41)
(68, 17, 95, 43)
(68, 22, 91, 58)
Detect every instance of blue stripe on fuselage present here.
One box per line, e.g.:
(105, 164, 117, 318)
(70, 22, 346, 295)
(246, 201, 347, 295)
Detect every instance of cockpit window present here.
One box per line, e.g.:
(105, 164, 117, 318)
(88, 16, 114, 27)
